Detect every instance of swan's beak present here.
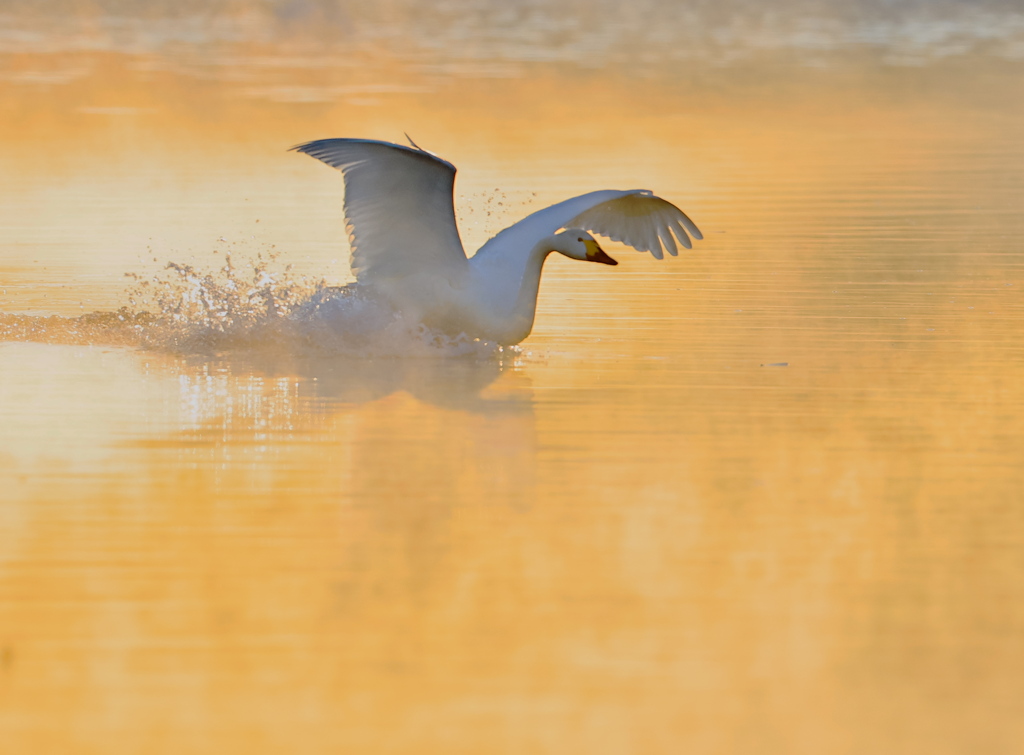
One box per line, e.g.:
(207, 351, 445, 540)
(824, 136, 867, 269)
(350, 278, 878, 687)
(584, 239, 618, 266)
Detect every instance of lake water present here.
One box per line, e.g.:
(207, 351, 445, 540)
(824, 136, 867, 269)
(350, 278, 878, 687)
(2, 2, 1024, 753)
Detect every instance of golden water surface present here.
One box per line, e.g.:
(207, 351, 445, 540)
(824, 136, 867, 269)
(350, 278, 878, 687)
(2, 2, 1024, 753)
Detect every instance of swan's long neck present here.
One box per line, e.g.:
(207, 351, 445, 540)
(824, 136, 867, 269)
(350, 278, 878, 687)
(475, 235, 557, 344)
(464, 233, 563, 344)
(512, 236, 558, 318)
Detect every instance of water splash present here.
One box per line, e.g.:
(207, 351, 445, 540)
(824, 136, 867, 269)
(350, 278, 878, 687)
(0, 251, 509, 360)
(0, 308, 159, 348)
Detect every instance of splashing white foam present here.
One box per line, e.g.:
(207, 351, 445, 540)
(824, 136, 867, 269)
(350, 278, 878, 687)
(0, 250, 510, 360)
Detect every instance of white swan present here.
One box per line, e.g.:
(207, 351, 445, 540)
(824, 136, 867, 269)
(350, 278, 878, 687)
(292, 138, 703, 346)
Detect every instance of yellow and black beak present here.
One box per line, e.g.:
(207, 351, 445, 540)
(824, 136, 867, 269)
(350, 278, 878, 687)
(584, 239, 618, 266)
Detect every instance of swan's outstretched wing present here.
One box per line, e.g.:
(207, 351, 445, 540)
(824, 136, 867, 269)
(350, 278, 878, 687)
(291, 138, 467, 281)
(475, 189, 702, 261)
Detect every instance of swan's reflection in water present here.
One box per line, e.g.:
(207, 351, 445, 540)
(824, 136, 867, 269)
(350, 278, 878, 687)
(163, 348, 538, 509)
(211, 350, 527, 413)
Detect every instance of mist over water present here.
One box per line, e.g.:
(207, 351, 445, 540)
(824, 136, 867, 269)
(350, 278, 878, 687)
(5, 0, 1023, 61)
(2, 2, 1024, 754)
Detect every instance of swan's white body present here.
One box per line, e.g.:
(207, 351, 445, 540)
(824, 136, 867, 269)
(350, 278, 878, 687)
(293, 138, 703, 345)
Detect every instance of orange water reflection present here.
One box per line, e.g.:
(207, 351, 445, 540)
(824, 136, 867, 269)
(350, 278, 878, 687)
(3, 5, 1024, 754)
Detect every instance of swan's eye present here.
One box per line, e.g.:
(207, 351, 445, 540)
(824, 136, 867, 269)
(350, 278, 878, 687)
(577, 237, 584, 242)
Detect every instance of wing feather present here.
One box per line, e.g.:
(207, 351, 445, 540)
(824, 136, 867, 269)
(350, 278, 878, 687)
(658, 226, 679, 257)
(668, 220, 693, 250)
(475, 189, 702, 262)
(291, 138, 467, 283)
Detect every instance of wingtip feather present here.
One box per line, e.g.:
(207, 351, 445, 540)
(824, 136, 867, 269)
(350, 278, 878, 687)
(679, 211, 703, 241)
(289, 139, 323, 154)
(658, 227, 679, 257)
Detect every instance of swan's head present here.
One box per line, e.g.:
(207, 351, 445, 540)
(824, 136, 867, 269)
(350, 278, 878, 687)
(554, 229, 618, 266)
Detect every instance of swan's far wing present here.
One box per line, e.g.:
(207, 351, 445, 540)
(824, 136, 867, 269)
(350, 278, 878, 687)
(566, 191, 702, 260)
(475, 190, 702, 261)
(292, 138, 467, 282)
